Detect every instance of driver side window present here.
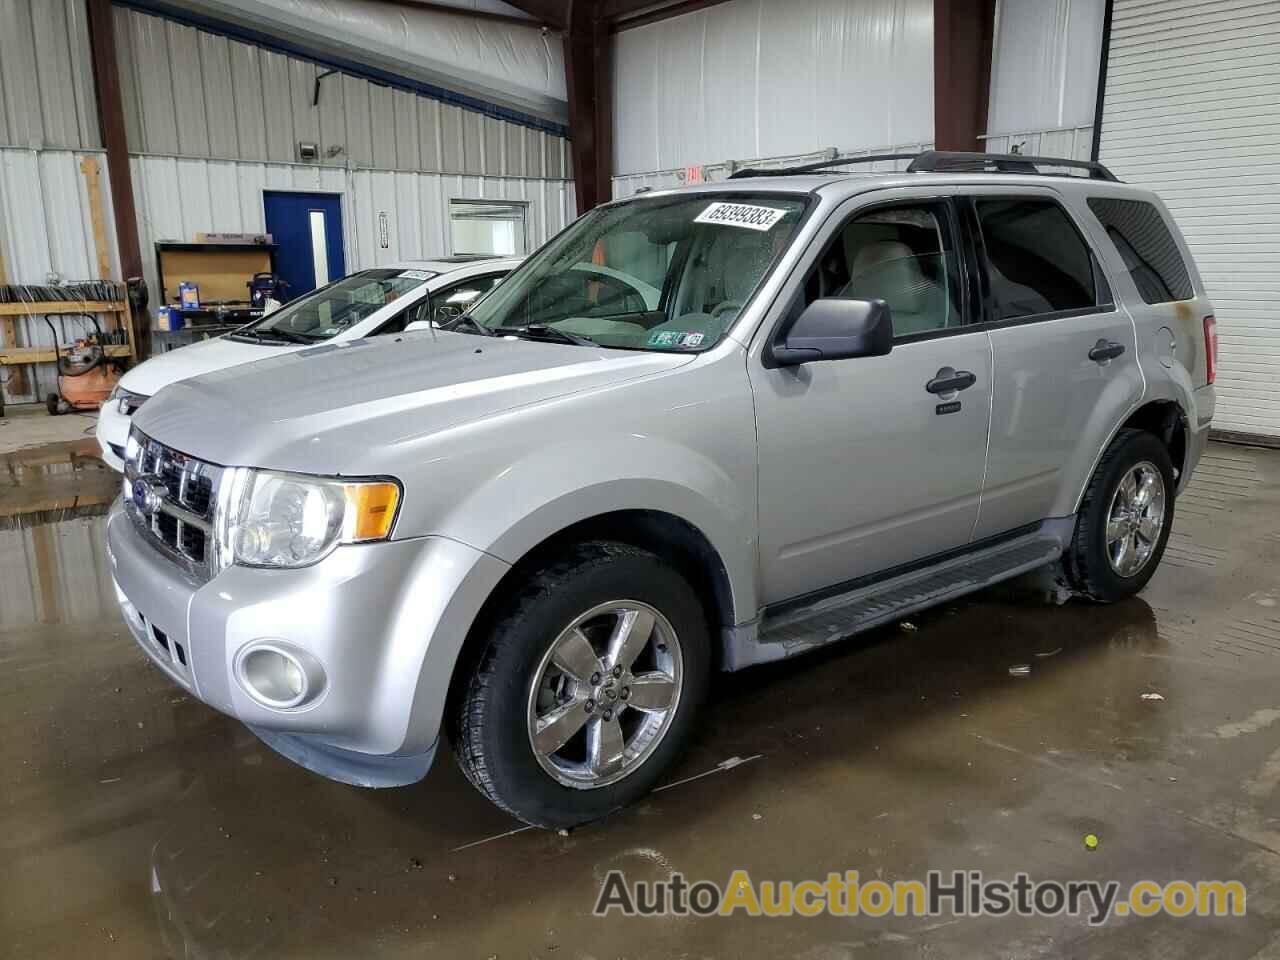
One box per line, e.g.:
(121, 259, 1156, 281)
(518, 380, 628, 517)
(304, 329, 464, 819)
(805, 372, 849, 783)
(372, 274, 504, 336)
(805, 201, 962, 339)
(429, 274, 502, 325)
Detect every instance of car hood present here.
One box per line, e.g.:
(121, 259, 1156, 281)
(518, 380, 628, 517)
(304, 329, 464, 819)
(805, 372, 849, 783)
(134, 330, 693, 474)
(120, 336, 297, 396)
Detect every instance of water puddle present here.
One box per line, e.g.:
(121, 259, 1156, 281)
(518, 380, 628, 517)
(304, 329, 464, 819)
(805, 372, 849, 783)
(0, 438, 118, 528)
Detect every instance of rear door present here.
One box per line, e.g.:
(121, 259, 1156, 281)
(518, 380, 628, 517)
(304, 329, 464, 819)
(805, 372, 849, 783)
(966, 188, 1143, 540)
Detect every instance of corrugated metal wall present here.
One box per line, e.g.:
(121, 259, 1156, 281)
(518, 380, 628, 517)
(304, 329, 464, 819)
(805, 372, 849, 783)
(1, 3, 574, 406)
(130, 156, 575, 300)
(348, 170, 574, 265)
(113, 7, 569, 179)
(984, 0, 1105, 160)
(1098, 0, 1280, 439)
(980, 125, 1094, 161)
(611, 142, 934, 199)
(117, 5, 575, 320)
(0, 0, 100, 150)
(0, 0, 111, 402)
(612, 0, 934, 180)
(0, 148, 124, 402)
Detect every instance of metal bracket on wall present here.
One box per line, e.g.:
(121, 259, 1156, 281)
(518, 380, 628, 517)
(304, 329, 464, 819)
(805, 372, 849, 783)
(313, 69, 338, 107)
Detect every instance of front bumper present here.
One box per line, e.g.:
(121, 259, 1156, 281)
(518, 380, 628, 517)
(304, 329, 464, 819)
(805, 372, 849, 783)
(95, 402, 129, 471)
(106, 499, 510, 786)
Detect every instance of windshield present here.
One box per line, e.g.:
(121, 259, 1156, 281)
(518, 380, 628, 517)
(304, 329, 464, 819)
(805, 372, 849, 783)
(234, 268, 435, 343)
(465, 194, 808, 351)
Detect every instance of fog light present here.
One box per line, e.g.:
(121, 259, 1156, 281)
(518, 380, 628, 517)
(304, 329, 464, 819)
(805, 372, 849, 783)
(236, 643, 324, 709)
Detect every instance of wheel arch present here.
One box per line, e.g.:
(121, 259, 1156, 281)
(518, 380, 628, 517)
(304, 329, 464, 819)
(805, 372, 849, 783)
(1120, 399, 1188, 483)
(1072, 397, 1191, 513)
(443, 509, 741, 740)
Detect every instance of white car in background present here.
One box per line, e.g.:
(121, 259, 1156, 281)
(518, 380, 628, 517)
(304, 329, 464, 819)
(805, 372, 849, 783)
(97, 256, 522, 471)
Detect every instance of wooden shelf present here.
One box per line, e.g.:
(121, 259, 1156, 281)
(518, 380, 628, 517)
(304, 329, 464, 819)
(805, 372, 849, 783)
(0, 300, 135, 371)
(0, 344, 131, 365)
(0, 300, 127, 317)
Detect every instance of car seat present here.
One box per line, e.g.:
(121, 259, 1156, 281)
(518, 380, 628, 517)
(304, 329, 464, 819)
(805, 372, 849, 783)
(843, 234, 945, 336)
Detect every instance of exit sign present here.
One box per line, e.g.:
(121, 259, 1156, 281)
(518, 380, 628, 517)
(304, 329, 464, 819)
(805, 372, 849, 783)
(684, 165, 705, 184)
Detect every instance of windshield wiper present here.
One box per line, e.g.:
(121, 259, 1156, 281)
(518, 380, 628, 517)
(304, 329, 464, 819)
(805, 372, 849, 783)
(255, 328, 316, 345)
(230, 327, 312, 345)
(497, 324, 596, 347)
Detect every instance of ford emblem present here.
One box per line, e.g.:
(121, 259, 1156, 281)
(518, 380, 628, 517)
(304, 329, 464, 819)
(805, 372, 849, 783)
(131, 475, 167, 516)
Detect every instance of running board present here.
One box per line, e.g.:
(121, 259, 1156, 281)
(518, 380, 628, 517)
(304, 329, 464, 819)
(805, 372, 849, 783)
(744, 532, 1065, 667)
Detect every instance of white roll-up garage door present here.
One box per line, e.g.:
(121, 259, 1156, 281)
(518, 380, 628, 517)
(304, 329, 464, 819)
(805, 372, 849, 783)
(1098, 0, 1280, 440)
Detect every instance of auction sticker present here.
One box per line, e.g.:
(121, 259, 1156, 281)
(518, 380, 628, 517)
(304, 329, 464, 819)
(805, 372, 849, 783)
(694, 202, 787, 232)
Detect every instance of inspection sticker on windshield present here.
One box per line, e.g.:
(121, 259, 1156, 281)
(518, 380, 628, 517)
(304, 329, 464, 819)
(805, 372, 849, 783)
(398, 269, 435, 281)
(648, 330, 705, 349)
(694, 201, 787, 232)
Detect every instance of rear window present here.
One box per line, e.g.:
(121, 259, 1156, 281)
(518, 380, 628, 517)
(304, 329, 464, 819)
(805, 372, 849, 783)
(1087, 197, 1193, 304)
(975, 198, 1101, 321)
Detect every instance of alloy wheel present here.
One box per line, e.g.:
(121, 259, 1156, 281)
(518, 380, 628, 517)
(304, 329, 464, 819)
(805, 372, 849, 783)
(1105, 460, 1166, 577)
(526, 600, 683, 789)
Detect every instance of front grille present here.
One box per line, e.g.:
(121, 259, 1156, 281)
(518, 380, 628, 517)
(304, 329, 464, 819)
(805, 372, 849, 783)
(124, 430, 225, 581)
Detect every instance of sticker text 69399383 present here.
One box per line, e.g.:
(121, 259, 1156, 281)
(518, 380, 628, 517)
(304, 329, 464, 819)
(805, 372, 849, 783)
(693, 202, 787, 232)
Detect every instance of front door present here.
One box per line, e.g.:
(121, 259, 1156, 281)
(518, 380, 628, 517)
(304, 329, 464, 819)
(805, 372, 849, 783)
(263, 191, 346, 301)
(750, 195, 993, 605)
(964, 191, 1144, 540)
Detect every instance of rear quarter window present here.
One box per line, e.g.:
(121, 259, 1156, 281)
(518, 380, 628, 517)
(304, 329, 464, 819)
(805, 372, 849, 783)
(1087, 198, 1193, 304)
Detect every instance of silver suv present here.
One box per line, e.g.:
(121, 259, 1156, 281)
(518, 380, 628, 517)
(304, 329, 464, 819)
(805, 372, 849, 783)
(108, 152, 1217, 828)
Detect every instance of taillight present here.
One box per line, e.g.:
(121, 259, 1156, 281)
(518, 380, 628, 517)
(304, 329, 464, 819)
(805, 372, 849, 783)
(1203, 315, 1218, 385)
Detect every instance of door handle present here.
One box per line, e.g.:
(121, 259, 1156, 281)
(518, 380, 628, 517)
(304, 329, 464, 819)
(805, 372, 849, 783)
(926, 368, 977, 394)
(1088, 339, 1126, 363)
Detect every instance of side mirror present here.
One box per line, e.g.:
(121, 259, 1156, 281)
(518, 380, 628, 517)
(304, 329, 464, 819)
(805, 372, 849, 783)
(770, 298, 893, 366)
(404, 319, 434, 332)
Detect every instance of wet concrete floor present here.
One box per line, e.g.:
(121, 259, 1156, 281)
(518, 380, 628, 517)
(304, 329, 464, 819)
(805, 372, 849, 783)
(0, 437, 118, 526)
(3, 442, 1280, 958)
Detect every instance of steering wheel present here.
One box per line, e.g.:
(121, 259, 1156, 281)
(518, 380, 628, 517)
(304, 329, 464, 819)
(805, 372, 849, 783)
(711, 300, 744, 321)
(433, 302, 465, 324)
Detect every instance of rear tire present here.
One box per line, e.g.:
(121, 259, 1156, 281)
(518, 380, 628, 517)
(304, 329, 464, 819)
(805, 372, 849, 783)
(1065, 428, 1175, 602)
(46, 392, 62, 416)
(451, 541, 710, 828)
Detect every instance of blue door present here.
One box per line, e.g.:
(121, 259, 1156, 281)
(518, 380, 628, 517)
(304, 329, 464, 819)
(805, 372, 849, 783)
(263, 191, 346, 301)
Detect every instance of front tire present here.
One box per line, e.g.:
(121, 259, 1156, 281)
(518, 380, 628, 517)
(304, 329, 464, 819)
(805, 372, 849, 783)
(1065, 428, 1175, 602)
(451, 541, 710, 828)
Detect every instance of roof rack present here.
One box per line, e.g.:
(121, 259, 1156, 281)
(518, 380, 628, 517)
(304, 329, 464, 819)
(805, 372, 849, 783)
(727, 153, 920, 179)
(727, 150, 1119, 182)
(909, 151, 1118, 181)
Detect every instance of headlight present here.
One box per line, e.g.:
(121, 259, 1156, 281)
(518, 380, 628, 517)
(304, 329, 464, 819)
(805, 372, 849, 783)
(217, 470, 401, 569)
(111, 386, 149, 415)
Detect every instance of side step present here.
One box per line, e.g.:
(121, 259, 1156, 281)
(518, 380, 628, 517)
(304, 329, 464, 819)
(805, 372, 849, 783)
(752, 532, 1065, 664)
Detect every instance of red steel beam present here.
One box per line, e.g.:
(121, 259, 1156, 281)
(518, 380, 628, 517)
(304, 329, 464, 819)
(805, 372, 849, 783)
(564, 1, 613, 212)
(933, 0, 997, 153)
(86, 0, 150, 357)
